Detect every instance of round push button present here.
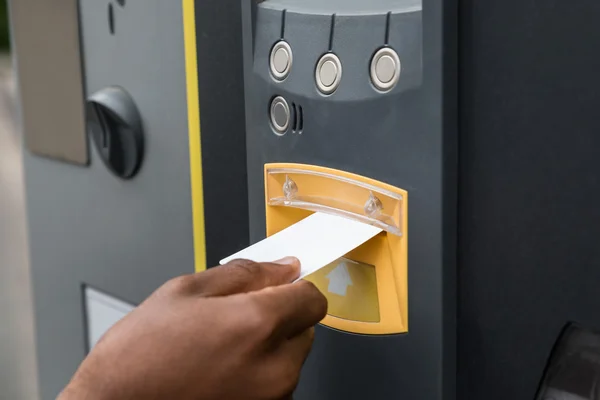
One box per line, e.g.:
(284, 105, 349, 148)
(370, 47, 401, 92)
(316, 53, 342, 94)
(270, 96, 290, 135)
(319, 60, 338, 87)
(376, 55, 396, 83)
(273, 48, 289, 73)
(270, 41, 292, 81)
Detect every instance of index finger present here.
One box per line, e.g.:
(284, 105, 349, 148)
(251, 280, 328, 339)
(187, 257, 301, 297)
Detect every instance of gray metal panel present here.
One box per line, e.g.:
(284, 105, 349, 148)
(458, 0, 600, 398)
(10, 0, 88, 165)
(242, 1, 457, 399)
(23, 1, 195, 398)
(194, 0, 250, 266)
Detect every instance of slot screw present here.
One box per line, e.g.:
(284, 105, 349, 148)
(364, 192, 383, 217)
(283, 176, 298, 200)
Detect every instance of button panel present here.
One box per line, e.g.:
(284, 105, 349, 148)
(370, 47, 401, 92)
(315, 53, 342, 94)
(269, 41, 292, 81)
(268, 43, 407, 96)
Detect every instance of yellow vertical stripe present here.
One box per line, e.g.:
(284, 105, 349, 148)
(183, 0, 207, 272)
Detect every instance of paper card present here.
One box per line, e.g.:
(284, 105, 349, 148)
(219, 212, 382, 281)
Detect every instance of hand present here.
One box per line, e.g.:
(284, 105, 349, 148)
(58, 257, 327, 400)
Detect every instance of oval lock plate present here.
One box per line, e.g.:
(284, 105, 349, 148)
(86, 86, 144, 179)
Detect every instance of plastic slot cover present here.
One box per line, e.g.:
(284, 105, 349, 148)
(265, 167, 404, 236)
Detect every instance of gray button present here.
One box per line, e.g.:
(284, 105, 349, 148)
(273, 103, 287, 126)
(270, 96, 290, 135)
(273, 48, 289, 73)
(315, 53, 342, 94)
(319, 60, 338, 87)
(370, 47, 401, 92)
(270, 41, 292, 81)
(376, 55, 396, 83)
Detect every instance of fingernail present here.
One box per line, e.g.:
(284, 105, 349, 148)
(274, 256, 299, 266)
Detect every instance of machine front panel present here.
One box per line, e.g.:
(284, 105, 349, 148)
(242, 0, 457, 398)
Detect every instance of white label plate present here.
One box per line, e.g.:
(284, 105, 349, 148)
(84, 287, 135, 350)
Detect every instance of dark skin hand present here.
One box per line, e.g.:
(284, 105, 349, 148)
(58, 257, 327, 400)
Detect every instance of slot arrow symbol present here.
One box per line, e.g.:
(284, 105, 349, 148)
(326, 262, 353, 296)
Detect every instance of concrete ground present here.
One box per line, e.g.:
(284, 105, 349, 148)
(0, 52, 39, 400)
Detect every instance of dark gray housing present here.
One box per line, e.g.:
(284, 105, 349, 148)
(242, 0, 600, 399)
(12, 0, 600, 398)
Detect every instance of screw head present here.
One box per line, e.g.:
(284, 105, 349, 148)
(283, 176, 298, 200)
(364, 192, 383, 217)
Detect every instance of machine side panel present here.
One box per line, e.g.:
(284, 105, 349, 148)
(458, 1, 600, 398)
(24, 2, 194, 398)
(195, 0, 249, 266)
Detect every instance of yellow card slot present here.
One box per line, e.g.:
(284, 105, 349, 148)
(264, 163, 408, 335)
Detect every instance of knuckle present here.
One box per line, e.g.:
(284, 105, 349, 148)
(237, 299, 266, 329)
(227, 259, 265, 282)
(227, 259, 259, 273)
(244, 297, 278, 340)
(161, 275, 196, 295)
(220, 298, 266, 343)
(297, 279, 317, 292)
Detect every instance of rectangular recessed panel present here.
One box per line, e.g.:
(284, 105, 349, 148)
(84, 287, 135, 350)
(11, 0, 88, 164)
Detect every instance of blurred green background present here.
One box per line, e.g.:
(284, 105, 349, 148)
(0, 0, 9, 50)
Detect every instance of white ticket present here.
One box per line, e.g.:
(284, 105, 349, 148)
(219, 212, 382, 281)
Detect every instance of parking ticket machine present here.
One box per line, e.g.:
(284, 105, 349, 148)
(241, 0, 600, 399)
(241, 0, 451, 398)
(11, 0, 600, 398)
